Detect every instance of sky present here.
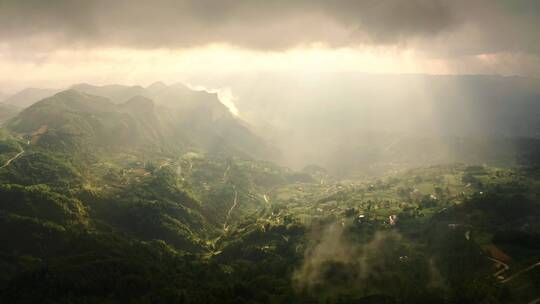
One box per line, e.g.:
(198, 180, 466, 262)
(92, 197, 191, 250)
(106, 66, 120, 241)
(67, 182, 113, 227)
(0, 0, 539, 92)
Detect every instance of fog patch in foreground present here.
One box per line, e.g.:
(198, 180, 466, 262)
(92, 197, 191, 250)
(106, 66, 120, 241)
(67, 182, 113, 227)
(293, 222, 447, 299)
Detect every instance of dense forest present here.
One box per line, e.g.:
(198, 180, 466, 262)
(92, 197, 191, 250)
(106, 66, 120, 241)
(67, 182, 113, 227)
(0, 84, 538, 303)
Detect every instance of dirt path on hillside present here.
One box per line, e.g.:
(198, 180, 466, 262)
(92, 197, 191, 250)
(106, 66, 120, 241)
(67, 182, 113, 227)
(223, 165, 230, 181)
(0, 149, 24, 169)
(502, 261, 540, 283)
(488, 257, 510, 279)
(223, 186, 238, 231)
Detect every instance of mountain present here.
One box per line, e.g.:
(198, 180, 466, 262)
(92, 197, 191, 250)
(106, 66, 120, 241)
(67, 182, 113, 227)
(72, 82, 229, 112)
(67, 83, 275, 159)
(0, 89, 306, 262)
(3, 88, 60, 108)
(146, 81, 169, 95)
(7, 87, 273, 160)
(7, 90, 168, 155)
(70, 83, 147, 103)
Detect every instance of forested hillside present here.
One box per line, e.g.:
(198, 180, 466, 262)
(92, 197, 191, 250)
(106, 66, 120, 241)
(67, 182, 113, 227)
(0, 85, 539, 303)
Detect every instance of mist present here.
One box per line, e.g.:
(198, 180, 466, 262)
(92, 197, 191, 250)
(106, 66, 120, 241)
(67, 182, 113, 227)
(179, 72, 540, 175)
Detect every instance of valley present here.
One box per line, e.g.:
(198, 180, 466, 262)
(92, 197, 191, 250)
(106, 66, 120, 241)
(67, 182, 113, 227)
(0, 83, 539, 303)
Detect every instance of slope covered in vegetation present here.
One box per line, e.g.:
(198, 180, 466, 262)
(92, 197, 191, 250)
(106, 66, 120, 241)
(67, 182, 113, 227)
(0, 88, 539, 303)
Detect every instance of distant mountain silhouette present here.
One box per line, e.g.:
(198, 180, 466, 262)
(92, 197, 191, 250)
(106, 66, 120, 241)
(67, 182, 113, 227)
(3, 88, 60, 108)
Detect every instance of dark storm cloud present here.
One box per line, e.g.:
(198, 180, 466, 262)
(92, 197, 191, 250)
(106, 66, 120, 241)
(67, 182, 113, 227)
(0, 0, 538, 55)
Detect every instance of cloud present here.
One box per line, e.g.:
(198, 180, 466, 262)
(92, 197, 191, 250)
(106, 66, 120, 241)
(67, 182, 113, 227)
(294, 223, 404, 290)
(1, 0, 539, 79)
(0, 0, 538, 56)
(292, 222, 449, 299)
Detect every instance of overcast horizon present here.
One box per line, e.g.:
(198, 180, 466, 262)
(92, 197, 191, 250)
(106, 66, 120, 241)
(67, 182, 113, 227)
(1, 0, 540, 93)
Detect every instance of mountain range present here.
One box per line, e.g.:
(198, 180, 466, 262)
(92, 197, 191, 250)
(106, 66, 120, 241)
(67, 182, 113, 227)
(1, 77, 540, 303)
(3, 75, 540, 176)
(3, 83, 273, 161)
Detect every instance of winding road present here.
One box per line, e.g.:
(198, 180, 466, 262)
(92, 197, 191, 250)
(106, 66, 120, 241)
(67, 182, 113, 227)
(488, 257, 510, 279)
(0, 149, 24, 170)
(222, 165, 230, 181)
(501, 260, 540, 283)
(494, 259, 540, 303)
(223, 186, 238, 231)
